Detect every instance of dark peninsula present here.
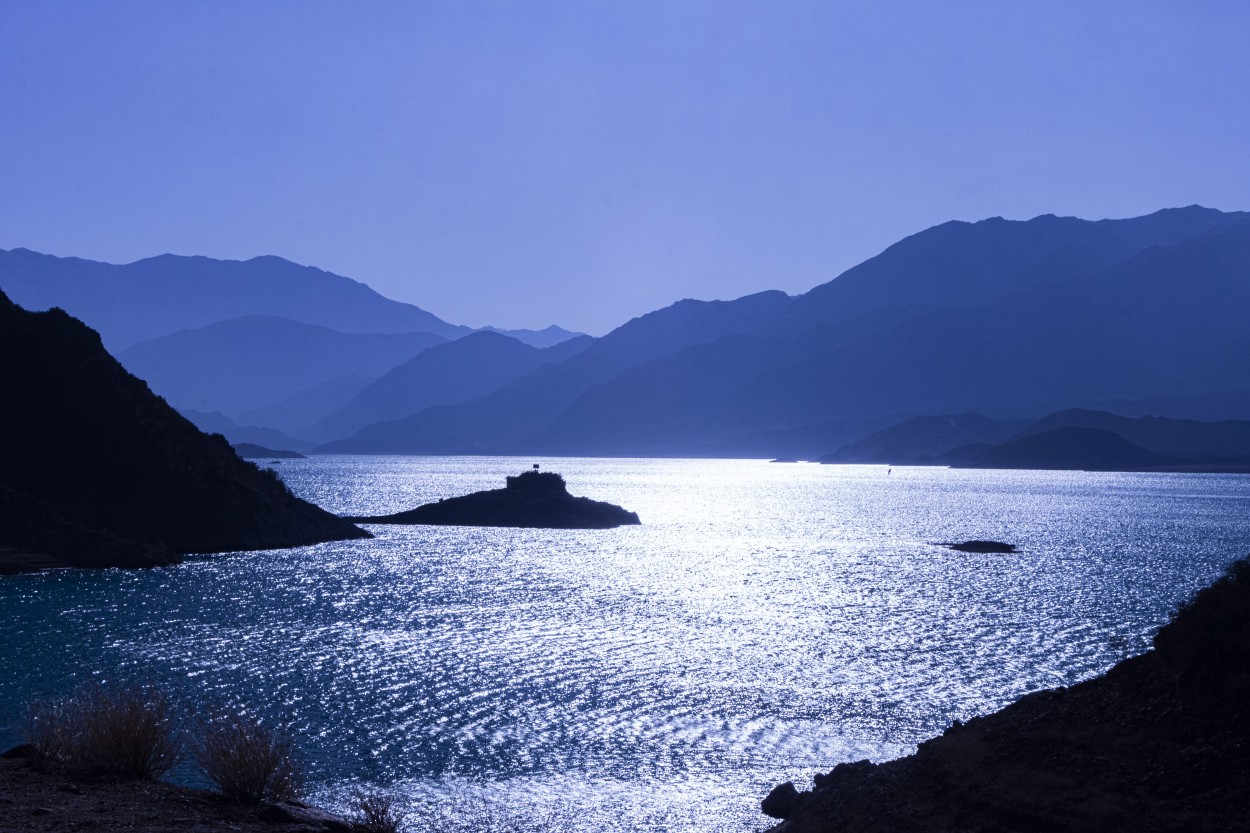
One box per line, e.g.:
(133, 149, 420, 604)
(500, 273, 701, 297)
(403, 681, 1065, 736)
(0, 289, 368, 572)
(346, 470, 641, 529)
(761, 556, 1250, 832)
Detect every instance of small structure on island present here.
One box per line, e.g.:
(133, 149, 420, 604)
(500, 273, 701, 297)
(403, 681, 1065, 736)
(344, 469, 641, 529)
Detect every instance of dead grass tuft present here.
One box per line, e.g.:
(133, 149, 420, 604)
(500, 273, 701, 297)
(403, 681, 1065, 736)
(191, 711, 304, 803)
(22, 682, 179, 779)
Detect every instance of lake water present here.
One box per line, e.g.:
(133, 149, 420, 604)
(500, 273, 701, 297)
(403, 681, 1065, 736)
(3, 457, 1249, 831)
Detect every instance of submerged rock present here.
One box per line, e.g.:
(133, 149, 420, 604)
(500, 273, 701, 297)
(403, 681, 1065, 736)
(346, 470, 641, 529)
(943, 539, 1017, 553)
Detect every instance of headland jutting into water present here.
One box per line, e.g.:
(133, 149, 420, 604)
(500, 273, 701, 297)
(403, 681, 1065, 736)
(345, 469, 641, 529)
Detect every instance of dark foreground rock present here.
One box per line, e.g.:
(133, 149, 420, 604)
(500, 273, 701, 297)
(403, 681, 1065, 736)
(0, 289, 368, 571)
(763, 557, 1250, 832)
(347, 470, 641, 529)
(0, 757, 358, 832)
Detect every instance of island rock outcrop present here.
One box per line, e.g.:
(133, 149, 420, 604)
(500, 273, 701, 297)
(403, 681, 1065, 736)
(346, 470, 641, 529)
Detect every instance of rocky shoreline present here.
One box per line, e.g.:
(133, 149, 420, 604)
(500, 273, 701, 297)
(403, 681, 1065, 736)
(762, 557, 1250, 832)
(0, 756, 357, 833)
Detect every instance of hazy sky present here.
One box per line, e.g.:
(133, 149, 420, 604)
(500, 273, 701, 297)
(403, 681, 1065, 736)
(2, 1, 1248, 334)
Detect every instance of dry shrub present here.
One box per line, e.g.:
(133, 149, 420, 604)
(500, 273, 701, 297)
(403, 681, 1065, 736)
(192, 712, 304, 803)
(354, 789, 409, 833)
(23, 682, 179, 779)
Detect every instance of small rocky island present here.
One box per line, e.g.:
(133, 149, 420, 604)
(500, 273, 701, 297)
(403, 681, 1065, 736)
(346, 470, 641, 529)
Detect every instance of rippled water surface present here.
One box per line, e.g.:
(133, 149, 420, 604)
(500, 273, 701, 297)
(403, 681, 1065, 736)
(3, 458, 1250, 830)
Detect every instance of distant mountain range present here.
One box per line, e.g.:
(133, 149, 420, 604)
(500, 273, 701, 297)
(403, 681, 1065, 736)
(5, 205, 1249, 459)
(119, 315, 450, 416)
(0, 248, 585, 431)
(0, 249, 468, 349)
(822, 408, 1250, 471)
(321, 205, 1250, 456)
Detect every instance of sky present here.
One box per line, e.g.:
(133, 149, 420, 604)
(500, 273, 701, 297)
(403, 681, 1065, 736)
(2, 1, 1248, 335)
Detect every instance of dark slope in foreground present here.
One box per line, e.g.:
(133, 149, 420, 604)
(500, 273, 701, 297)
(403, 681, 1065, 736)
(346, 470, 641, 529)
(0, 290, 367, 570)
(766, 557, 1250, 833)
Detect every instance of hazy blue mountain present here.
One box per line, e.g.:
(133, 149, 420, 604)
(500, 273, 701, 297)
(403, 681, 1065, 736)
(539, 214, 1250, 455)
(318, 290, 791, 453)
(307, 332, 594, 443)
(231, 442, 305, 459)
(120, 315, 447, 417)
(775, 205, 1250, 336)
(1013, 409, 1250, 464)
(319, 207, 1250, 457)
(1084, 388, 1250, 422)
(236, 373, 378, 438)
(480, 324, 585, 348)
(958, 427, 1177, 471)
(0, 248, 471, 350)
(819, 413, 1029, 464)
(180, 409, 316, 454)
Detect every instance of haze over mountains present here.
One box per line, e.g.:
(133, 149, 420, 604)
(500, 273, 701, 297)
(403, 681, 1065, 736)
(4, 205, 1249, 458)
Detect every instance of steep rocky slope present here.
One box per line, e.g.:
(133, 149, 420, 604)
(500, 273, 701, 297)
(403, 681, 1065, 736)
(0, 290, 368, 570)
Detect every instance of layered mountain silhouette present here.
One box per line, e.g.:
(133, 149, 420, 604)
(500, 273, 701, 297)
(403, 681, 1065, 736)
(819, 413, 1029, 465)
(0, 249, 586, 434)
(320, 206, 1250, 455)
(0, 249, 469, 350)
(0, 289, 367, 570)
(316, 290, 792, 453)
(305, 331, 593, 443)
(119, 316, 449, 416)
(822, 408, 1250, 471)
(7, 206, 1248, 457)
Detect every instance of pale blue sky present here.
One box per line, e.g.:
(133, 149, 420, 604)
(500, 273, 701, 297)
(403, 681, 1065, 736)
(2, 1, 1247, 333)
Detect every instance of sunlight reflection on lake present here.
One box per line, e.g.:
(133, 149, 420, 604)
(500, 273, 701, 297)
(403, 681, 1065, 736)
(3, 457, 1249, 831)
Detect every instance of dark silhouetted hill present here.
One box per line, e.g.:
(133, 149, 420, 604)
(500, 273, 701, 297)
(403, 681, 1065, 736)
(776, 205, 1249, 336)
(957, 426, 1177, 471)
(0, 249, 470, 350)
(763, 556, 1250, 832)
(318, 290, 791, 453)
(524, 211, 1250, 455)
(1014, 409, 1250, 465)
(819, 413, 1028, 464)
(118, 316, 447, 417)
(822, 409, 1250, 472)
(0, 289, 367, 570)
(319, 207, 1250, 457)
